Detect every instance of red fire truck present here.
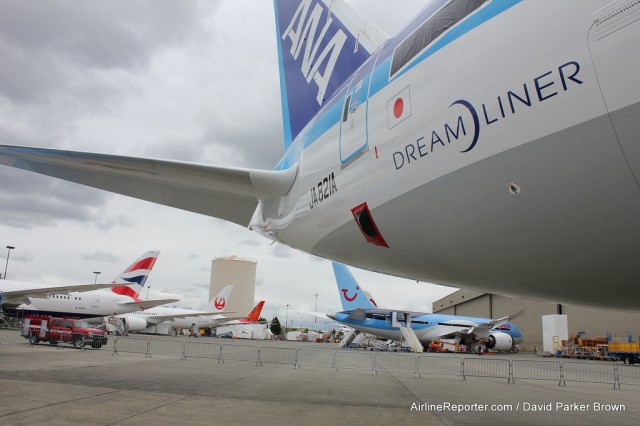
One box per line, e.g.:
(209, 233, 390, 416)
(22, 315, 108, 349)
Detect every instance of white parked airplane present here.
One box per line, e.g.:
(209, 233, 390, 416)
(10, 251, 179, 318)
(1, 0, 639, 309)
(118, 293, 264, 333)
(117, 285, 235, 332)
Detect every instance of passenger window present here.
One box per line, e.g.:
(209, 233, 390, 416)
(390, 0, 487, 78)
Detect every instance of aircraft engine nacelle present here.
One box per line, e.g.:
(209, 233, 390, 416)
(123, 316, 148, 331)
(486, 332, 514, 351)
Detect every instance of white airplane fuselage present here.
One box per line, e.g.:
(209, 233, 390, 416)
(253, 0, 640, 309)
(118, 307, 226, 331)
(14, 289, 147, 318)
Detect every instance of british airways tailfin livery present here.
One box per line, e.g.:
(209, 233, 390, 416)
(329, 262, 524, 352)
(1, 0, 640, 309)
(110, 251, 159, 301)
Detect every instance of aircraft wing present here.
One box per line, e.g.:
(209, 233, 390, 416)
(467, 308, 525, 335)
(144, 311, 238, 325)
(118, 298, 180, 310)
(301, 310, 331, 320)
(1, 283, 121, 305)
(0, 145, 297, 226)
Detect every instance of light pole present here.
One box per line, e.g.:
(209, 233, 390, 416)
(4, 246, 15, 280)
(93, 271, 101, 284)
(146, 286, 151, 300)
(314, 292, 319, 330)
(285, 304, 290, 333)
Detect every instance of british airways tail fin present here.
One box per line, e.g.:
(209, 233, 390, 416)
(274, 0, 387, 148)
(111, 251, 160, 300)
(209, 285, 234, 313)
(332, 262, 376, 311)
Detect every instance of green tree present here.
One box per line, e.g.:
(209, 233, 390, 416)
(270, 317, 282, 336)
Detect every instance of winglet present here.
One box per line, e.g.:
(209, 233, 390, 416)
(468, 308, 525, 334)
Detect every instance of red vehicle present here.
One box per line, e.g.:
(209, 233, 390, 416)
(22, 315, 108, 349)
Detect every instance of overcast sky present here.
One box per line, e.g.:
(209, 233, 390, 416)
(0, 0, 457, 329)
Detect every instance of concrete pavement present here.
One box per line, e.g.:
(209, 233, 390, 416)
(0, 336, 639, 425)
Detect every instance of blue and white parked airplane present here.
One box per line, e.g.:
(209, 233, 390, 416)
(329, 262, 524, 351)
(1, 0, 639, 309)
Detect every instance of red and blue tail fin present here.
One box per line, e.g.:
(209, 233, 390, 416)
(110, 251, 160, 300)
(240, 300, 265, 323)
(273, 0, 387, 149)
(332, 262, 376, 311)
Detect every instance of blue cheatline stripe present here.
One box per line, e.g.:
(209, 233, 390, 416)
(273, 0, 293, 151)
(274, 0, 522, 171)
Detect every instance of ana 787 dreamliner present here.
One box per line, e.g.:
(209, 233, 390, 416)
(1, 0, 639, 309)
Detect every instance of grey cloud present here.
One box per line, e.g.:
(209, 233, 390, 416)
(0, 1, 217, 111)
(0, 168, 135, 230)
(239, 239, 261, 247)
(2, 250, 34, 263)
(81, 250, 119, 263)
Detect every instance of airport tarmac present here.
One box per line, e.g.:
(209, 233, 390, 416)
(1, 335, 639, 425)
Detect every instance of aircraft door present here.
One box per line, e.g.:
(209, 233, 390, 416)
(588, 1, 640, 182)
(91, 295, 100, 308)
(339, 53, 378, 168)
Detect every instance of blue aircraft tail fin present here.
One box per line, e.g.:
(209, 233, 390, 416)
(273, 0, 387, 149)
(332, 262, 376, 311)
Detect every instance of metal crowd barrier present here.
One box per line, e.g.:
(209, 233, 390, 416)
(462, 358, 513, 383)
(220, 344, 260, 366)
(373, 353, 419, 377)
(183, 341, 222, 361)
(112, 336, 150, 357)
(23, 334, 635, 390)
(563, 361, 619, 389)
(295, 348, 334, 369)
(418, 355, 462, 377)
(0, 327, 23, 343)
(334, 350, 376, 374)
(148, 339, 185, 360)
(617, 365, 640, 387)
(259, 347, 298, 367)
(512, 360, 563, 386)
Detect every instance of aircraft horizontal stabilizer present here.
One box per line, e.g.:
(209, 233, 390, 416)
(0, 145, 297, 226)
(119, 298, 180, 310)
(347, 308, 366, 321)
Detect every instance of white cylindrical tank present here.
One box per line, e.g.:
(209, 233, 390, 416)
(210, 256, 256, 319)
